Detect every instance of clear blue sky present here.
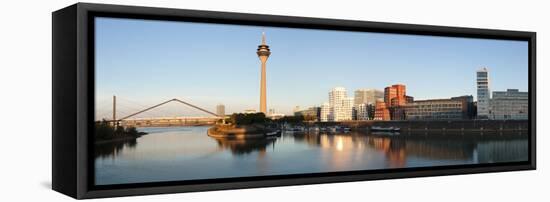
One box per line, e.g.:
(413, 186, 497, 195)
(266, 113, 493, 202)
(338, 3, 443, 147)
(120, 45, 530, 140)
(95, 17, 528, 118)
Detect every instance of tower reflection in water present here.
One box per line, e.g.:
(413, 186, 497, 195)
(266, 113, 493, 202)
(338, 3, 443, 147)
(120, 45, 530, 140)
(94, 127, 527, 185)
(209, 136, 277, 156)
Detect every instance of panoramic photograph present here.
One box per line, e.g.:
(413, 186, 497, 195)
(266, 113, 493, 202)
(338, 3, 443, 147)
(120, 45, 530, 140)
(94, 17, 529, 186)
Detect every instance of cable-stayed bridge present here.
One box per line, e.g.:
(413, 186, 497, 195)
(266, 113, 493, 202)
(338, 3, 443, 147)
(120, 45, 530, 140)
(96, 96, 225, 127)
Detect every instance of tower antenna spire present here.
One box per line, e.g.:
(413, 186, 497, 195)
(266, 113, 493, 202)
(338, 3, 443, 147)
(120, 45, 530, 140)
(262, 31, 266, 45)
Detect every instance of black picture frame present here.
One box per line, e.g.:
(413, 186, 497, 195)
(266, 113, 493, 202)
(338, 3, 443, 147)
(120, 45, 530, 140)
(52, 2, 536, 199)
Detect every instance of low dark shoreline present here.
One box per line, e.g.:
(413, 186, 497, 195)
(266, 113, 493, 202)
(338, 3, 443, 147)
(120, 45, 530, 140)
(95, 132, 147, 145)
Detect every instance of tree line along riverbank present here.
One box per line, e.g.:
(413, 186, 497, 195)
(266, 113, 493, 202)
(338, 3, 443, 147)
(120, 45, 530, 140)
(95, 120, 147, 144)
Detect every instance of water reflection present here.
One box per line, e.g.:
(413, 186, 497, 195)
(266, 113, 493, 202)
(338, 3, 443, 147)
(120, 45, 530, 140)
(287, 132, 525, 166)
(210, 136, 277, 155)
(95, 139, 137, 159)
(95, 126, 528, 185)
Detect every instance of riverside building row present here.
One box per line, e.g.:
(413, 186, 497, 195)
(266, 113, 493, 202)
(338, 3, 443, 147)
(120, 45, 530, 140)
(295, 68, 527, 122)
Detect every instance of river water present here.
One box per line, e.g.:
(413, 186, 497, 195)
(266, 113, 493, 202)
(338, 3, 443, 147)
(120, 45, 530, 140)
(95, 126, 528, 185)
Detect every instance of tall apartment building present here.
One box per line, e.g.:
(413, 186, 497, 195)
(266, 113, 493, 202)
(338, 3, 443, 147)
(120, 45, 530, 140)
(329, 87, 345, 121)
(489, 89, 528, 120)
(337, 98, 354, 121)
(323, 87, 354, 121)
(329, 87, 347, 108)
(476, 68, 491, 119)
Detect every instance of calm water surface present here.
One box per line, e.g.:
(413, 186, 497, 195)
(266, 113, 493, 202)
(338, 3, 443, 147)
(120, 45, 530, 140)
(95, 126, 527, 185)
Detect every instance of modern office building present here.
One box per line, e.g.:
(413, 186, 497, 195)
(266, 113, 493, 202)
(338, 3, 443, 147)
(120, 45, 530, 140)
(216, 104, 225, 116)
(476, 68, 491, 119)
(341, 98, 354, 121)
(320, 103, 330, 122)
(329, 87, 347, 108)
(354, 89, 384, 105)
(451, 95, 476, 119)
(405, 98, 466, 120)
(489, 89, 528, 120)
(382, 84, 412, 120)
(333, 97, 354, 121)
(322, 87, 355, 121)
(385, 84, 407, 107)
(329, 87, 352, 121)
(374, 100, 391, 121)
(355, 103, 370, 120)
(354, 89, 383, 121)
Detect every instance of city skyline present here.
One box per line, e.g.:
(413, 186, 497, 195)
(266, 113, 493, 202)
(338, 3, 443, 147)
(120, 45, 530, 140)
(95, 17, 528, 118)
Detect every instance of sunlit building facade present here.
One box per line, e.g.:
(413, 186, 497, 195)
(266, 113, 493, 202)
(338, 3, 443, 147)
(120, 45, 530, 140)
(342, 97, 353, 121)
(385, 84, 407, 107)
(374, 100, 391, 120)
(405, 98, 465, 120)
(383, 84, 412, 120)
(328, 87, 354, 121)
(329, 87, 347, 109)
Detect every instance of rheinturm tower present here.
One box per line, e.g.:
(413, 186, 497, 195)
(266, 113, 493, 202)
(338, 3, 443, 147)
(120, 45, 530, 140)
(257, 32, 271, 114)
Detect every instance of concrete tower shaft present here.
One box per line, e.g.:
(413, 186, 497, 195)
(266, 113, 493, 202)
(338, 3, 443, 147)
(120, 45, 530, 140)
(257, 32, 271, 113)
